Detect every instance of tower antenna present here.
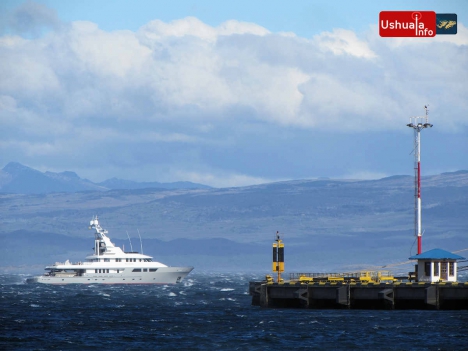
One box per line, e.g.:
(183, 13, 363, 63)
(406, 106, 433, 254)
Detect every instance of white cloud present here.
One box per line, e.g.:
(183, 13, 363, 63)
(341, 171, 389, 180)
(2, 14, 466, 134)
(314, 28, 377, 59)
(173, 170, 277, 188)
(69, 21, 153, 79)
(139, 17, 270, 43)
(0, 94, 17, 110)
(1, 6, 467, 185)
(0, 36, 60, 94)
(0, 139, 59, 157)
(217, 19, 271, 37)
(297, 74, 389, 129)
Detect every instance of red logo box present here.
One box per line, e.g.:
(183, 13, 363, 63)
(380, 11, 436, 37)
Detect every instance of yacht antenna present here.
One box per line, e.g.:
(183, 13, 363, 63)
(126, 231, 134, 252)
(137, 229, 144, 254)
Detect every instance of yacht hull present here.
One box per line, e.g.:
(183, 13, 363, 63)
(27, 266, 193, 285)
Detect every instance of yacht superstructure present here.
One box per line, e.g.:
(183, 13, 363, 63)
(27, 216, 193, 284)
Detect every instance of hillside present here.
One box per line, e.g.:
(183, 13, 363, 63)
(0, 162, 210, 194)
(1, 170, 467, 271)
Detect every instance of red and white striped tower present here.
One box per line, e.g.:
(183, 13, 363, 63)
(407, 106, 432, 254)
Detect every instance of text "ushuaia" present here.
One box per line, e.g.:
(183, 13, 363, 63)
(379, 11, 436, 37)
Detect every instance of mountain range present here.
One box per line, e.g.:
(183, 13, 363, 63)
(1, 162, 467, 273)
(0, 162, 210, 194)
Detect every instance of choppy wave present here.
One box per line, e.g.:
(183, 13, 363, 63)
(1, 272, 468, 350)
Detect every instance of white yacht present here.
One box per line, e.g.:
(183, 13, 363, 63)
(27, 216, 194, 285)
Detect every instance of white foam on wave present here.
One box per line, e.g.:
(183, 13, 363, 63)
(220, 288, 234, 291)
(168, 292, 177, 297)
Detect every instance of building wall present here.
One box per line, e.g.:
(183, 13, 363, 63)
(417, 260, 458, 282)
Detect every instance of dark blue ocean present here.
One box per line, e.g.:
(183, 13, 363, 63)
(1, 272, 468, 350)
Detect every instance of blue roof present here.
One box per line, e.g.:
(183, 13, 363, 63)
(409, 248, 465, 260)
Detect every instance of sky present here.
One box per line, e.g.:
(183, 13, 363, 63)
(0, 0, 467, 187)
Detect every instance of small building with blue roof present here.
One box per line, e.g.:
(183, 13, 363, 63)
(409, 248, 465, 283)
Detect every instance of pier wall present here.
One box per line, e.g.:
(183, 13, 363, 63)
(249, 281, 468, 310)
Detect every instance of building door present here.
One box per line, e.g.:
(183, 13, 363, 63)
(441, 262, 448, 281)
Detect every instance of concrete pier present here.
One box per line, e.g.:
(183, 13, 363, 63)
(249, 281, 468, 310)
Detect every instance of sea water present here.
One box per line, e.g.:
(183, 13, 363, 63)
(1, 272, 467, 350)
